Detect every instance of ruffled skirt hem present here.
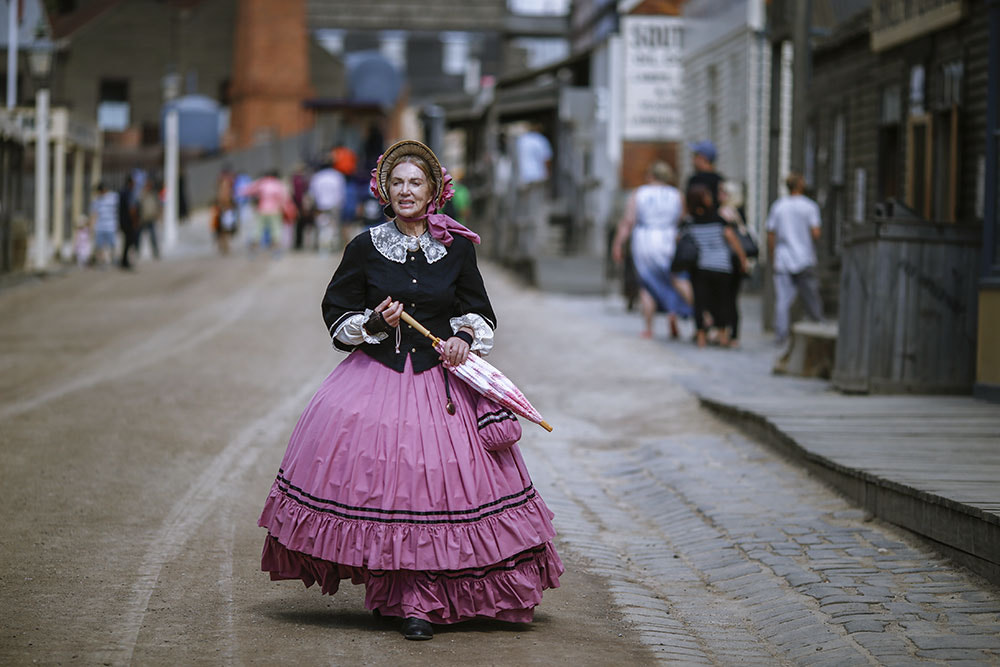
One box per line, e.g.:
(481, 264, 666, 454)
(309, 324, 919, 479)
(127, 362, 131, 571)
(258, 480, 558, 572)
(261, 535, 563, 625)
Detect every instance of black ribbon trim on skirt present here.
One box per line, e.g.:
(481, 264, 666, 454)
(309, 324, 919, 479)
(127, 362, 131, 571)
(365, 545, 550, 581)
(274, 480, 539, 525)
(276, 469, 534, 517)
(477, 408, 517, 430)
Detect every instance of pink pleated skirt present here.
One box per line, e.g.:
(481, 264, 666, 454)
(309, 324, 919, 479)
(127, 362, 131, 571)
(257, 350, 563, 625)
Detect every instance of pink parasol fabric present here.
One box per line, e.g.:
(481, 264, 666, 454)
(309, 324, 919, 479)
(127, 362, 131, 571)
(400, 311, 552, 432)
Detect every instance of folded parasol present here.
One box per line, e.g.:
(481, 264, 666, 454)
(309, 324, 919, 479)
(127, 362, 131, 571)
(400, 311, 552, 432)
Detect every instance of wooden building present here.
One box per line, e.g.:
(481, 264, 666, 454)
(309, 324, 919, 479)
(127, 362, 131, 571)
(978, 0, 1000, 400)
(802, 0, 991, 394)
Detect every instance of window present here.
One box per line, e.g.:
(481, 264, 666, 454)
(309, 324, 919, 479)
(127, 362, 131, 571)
(441, 33, 469, 76)
(379, 32, 407, 71)
(831, 112, 846, 186)
(906, 114, 932, 217)
(932, 106, 959, 221)
(905, 60, 962, 221)
(97, 79, 129, 131)
(878, 84, 902, 200)
(707, 64, 718, 98)
(830, 112, 847, 253)
(804, 123, 816, 188)
(507, 0, 570, 16)
(218, 78, 231, 107)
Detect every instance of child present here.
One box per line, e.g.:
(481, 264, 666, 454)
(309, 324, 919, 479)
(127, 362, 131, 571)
(74, 214, 93, 267)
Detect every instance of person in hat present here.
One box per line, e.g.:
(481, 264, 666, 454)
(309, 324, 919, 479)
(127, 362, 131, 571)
(257, 140, 563, 641)
(686, 140, 724, 211)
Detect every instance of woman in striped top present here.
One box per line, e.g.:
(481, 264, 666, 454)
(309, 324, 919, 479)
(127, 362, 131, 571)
(685, 184, 748, 348)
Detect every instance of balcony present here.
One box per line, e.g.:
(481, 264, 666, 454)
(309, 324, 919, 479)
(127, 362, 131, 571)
(871, 0, 966, 52)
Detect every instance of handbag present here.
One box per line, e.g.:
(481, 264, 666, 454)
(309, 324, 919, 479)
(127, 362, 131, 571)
(475, 393, 522, 452)
(441, 367, 522, 452)
(671, 223, 699, 273)
(734, 224, 759, 258)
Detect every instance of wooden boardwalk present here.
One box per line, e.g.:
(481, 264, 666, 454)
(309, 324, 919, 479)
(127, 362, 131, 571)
(564, 291, 1000, 582)
(694, 388, 1000, 583)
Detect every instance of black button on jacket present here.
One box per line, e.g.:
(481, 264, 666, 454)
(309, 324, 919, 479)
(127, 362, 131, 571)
(322, 228, 496, 374)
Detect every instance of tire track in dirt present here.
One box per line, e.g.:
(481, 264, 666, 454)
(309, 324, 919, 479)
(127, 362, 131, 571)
(95, 378, 318, 665)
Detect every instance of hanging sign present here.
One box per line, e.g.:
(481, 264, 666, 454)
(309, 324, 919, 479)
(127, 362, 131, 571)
(621, 15, 684, 141)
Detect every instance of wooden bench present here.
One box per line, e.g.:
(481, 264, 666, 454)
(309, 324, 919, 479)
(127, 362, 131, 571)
(773, 321, 838, 379)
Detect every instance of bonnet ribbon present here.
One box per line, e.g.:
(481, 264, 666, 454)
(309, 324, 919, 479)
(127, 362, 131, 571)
(396, 211, 480, 247)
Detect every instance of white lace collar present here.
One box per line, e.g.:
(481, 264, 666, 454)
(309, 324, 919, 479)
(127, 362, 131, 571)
(369, 221, 447, 264)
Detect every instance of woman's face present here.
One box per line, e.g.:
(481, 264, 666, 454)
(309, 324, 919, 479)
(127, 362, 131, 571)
(389, 161, 432, 218)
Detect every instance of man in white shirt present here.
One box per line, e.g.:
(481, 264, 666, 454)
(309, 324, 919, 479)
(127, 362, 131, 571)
(766, 173, 824, 343)
(514, 124, 553, 260)
(309, 163, 346, 251)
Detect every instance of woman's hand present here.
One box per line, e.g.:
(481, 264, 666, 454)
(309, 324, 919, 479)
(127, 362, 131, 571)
(440, 329, 472, 366)
(375, 297, 403, 327)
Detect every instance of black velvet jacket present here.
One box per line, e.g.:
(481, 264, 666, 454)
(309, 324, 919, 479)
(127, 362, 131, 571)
(321, 225, 496, 373)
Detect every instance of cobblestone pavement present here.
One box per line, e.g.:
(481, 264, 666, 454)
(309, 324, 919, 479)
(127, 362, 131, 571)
(498, 285, 1000, 665)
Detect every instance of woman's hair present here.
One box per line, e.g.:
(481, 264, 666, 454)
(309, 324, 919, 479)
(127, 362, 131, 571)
(649, 161, 675, 186)
(721, 180, 743, 208)
(785, 172, 805, 193)
(686, 183, 713, 217)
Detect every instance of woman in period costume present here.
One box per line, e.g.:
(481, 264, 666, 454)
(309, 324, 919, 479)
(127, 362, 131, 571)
(612, 161, 693, 340)
(257, 140, 562, 641)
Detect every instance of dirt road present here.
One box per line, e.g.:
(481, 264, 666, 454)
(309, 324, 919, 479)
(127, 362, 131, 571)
(0, 253, 651, 665)
(6, 244, 999, 665)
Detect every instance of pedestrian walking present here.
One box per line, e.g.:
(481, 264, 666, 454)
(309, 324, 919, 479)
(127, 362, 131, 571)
(257, 140, 562, 641)
(290, 163, 312, 251)
(89, 183, 118, 268)
(514, 123, 552, 260)
(766, 173, 824, 344)
(118, 176, 138, 270)
(234, 171, 254, 246)
(213, 167, 238, 256)
(244, 170, 291, 255)
(612, 161, 692, 339)
(73, 214, 93, 267)
(308, 161, 346, 251)
(442, 167, 472, 223)
(136, 179, 161, 260)
(686, 184, 748, 348)
(719, 181, 755, 347)
(686, 140, 725, 210)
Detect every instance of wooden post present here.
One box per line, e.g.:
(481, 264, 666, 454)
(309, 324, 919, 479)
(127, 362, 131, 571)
(71, 146, 85, 231)
(52, 113, 67, 260)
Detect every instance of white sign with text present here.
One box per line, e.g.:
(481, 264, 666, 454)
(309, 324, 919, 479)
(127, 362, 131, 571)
(621, 15, 684, 141)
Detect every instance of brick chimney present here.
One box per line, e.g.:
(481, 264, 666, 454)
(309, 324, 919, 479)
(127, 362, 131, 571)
(229, 0, 314, 148)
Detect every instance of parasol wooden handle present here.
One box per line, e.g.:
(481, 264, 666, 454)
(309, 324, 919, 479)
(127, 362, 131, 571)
(539, 421, 553, 432)
(399, 310, 441, 346)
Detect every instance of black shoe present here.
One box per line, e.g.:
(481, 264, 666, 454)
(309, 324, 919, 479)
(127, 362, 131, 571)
(401, 617, 433, 640)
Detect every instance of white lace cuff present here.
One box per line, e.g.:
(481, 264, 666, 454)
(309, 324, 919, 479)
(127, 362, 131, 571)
(450, 313, 494, 355)
(333, 309, 388, 349)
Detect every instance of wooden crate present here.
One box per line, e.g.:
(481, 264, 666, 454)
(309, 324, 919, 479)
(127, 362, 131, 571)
(833, 219, 981, 394)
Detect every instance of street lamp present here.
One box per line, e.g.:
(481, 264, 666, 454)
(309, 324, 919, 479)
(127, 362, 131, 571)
(29, 34, 53, 272)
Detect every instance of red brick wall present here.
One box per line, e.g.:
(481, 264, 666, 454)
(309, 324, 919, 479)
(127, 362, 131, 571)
(230, 0, 315, 148)
(627, 0, 684, 16)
